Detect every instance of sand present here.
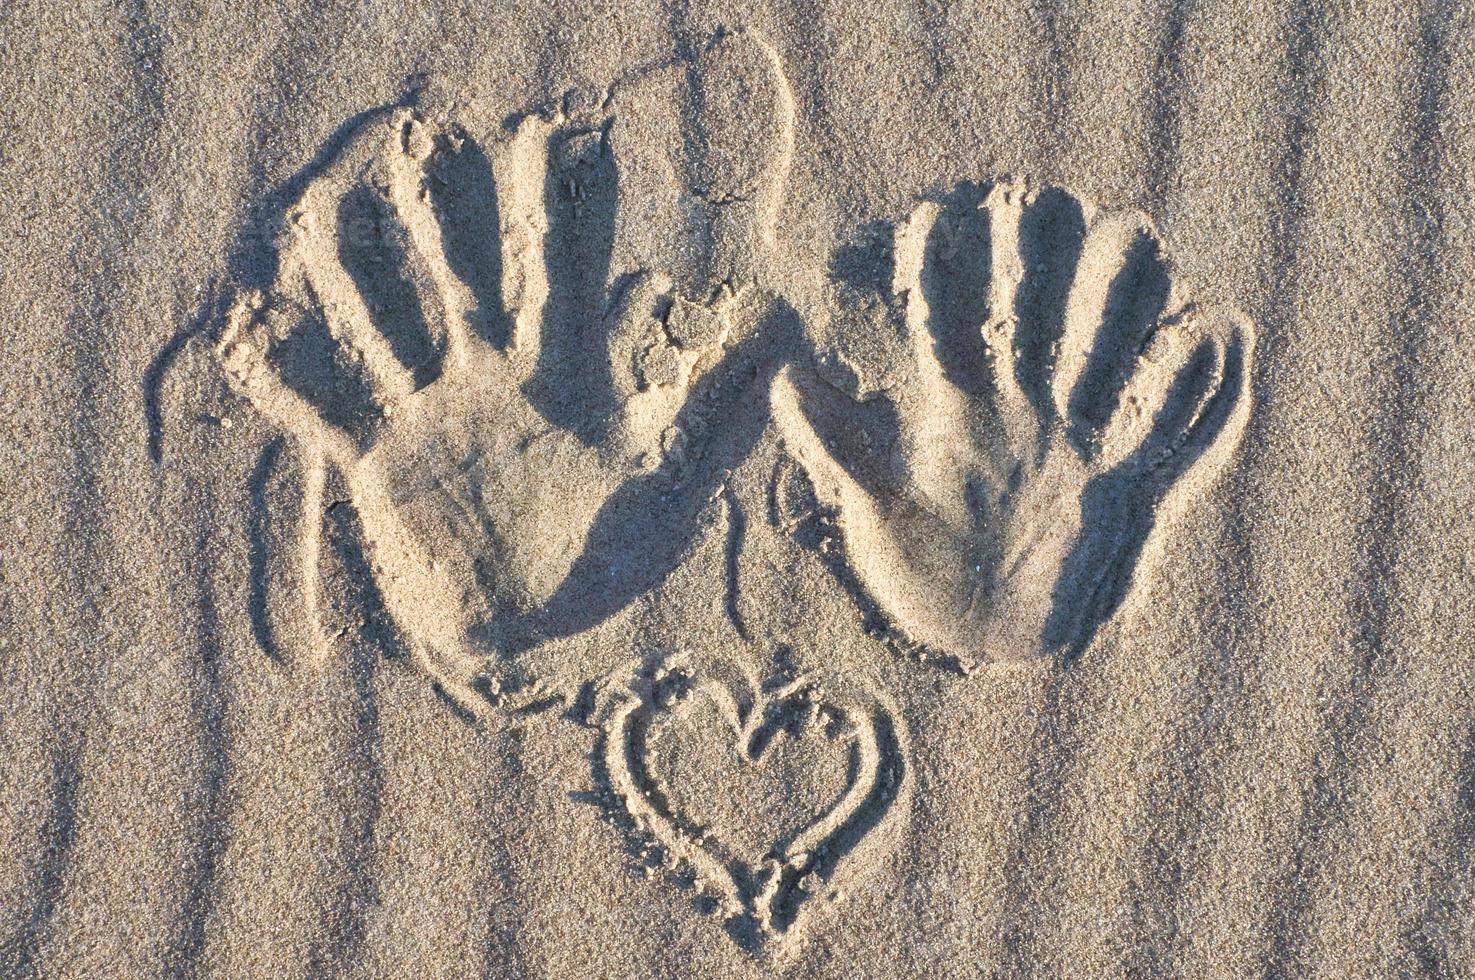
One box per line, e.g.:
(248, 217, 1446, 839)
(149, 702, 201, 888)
(1, 0, 1473, 976)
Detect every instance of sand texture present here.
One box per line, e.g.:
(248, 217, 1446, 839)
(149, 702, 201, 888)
(2, 0, 1473, 976)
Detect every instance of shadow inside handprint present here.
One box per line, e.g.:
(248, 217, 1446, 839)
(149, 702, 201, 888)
(337, 182, 446, 389)
(1050, 335, 1244, 653)
(530, 122, 621, 441)
(423, 134, 510, 348)
(492, 298, 806, 654)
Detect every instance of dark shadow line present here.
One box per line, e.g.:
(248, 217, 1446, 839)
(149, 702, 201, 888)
(329, 533, 386, 974)
(1408, 719, 1475, 973)
(1034, 0, 1070, 170)
(495, 298, 807, 653)
(1048, 333, 1248, 661)
(722, 481, 751, 642)
(124, 0, 172, 466)
(993, 328, 1243, 963)
(917, 183, 992, 402)
(425, 132, 512, 350)
(1115, 0, 1330, 965)
(144, 285, 222, 466)
(580, 696, 691, 963)
(1155, 0, 1327, 965)
(1012, 185, 1087, 440)
(659, 0, 701, 62)
(22, 0, 171, 964)
(335, 181, 443, 388)
(1144, 0, 1195, 215)
(1263, 2, 1456, 972)
(1253, 0, 1325, 336)
(169, 507, 232, 974)
(480, 730, 531, 980)
(0, 736, 83, 979)
(246, 438, 286, 661)
(18, 0, 169, 967)
(763, 707, 905, 937)
(996, 666, 1074, 974)
(304, 496, 393, 976)
(526, 120, 620, 442)
(1126, 8, 1235, 965)
(1062, 231, 1171, 444)
(26, 315, 108, 976)
(1143, 0, 1327, 964)
(1124, 490, 1256, 967)
(997, 329, 1249, 971)
(304, 648, 385, 976)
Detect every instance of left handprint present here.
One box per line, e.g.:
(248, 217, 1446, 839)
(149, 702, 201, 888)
(218, 33, 794, 715)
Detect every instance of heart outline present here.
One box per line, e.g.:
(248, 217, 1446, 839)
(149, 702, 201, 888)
(599, 665, 906, 946)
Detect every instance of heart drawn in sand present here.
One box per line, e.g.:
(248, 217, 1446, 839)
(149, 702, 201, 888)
(598, 664, 905, 945)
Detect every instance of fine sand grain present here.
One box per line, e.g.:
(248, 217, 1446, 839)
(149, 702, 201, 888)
(1, 1, 1473, 976)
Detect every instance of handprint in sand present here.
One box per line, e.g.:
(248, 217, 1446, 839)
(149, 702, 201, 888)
(217, 29, 796, 713)
(771, 183, 1254, 669)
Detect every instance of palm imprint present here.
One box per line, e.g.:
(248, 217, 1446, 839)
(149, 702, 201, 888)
(217, 30, 795, 712)
(772, 182, 1254, 669)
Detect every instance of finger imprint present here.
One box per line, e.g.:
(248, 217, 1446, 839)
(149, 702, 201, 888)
(291, 203, 420, 403)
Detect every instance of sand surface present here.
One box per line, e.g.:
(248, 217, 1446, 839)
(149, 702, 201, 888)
(2, 1, 1474, 976)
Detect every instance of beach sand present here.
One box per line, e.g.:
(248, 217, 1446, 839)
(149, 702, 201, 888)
(1, 1, 1473, 975)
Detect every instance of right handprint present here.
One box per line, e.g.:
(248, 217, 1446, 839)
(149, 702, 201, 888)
(771, 182, 1254, 669)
